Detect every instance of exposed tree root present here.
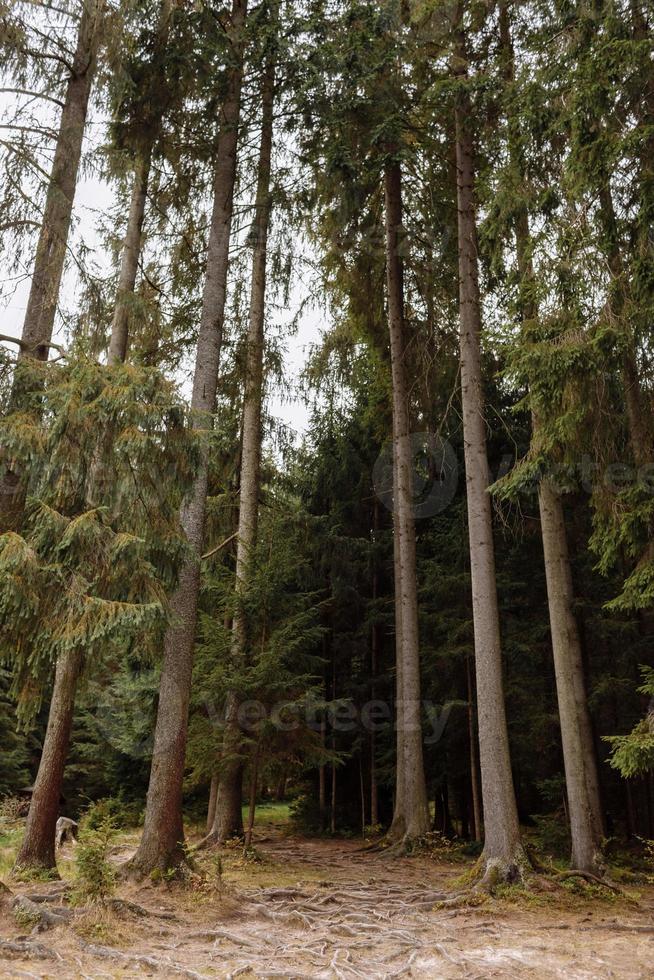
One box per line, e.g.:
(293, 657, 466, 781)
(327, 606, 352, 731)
(0, 939, 60, 960)
(552, 870, 622, 894)
(106, 897, 178, 920)
(12, 894, 73, 931)
(192, 828, 243, 852)
(580, 922, 654, 933)
(78, 939, 210, 978)
(24, 886, 71, 904)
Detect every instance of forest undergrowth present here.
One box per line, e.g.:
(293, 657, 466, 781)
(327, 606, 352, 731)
(2, 805, 654, 979)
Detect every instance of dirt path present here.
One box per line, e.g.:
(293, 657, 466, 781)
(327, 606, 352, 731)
(2, 832, 654, 978)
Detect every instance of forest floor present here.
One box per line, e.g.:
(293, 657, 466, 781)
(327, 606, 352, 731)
(2, 808, 654, 978)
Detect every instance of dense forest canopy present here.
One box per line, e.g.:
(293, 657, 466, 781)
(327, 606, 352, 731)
(1, 0, 654, 899)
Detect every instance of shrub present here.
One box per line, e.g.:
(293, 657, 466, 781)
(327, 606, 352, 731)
(72, 803, 117, 903)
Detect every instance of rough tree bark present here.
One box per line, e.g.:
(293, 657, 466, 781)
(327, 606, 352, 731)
(14, 648, 83, 874)
(127, 0, 248, 877)
(0, 0, 104, 532)
(453, 2, 526, 883)
(206, 14, 275, 845)
(499, 0, 603, 873)
(384, 160, 430, 844)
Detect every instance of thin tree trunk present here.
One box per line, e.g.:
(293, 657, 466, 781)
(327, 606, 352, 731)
(597, 185, 651, 467)
(14, 648, 83, 873)
(453, 2, 525, 883)
(107, 153, 151, 366)
(466, 655, 482, 842)
(206, 774, 219, 834)
(330, 753, 337, 835)
(107, 0, 175, 366)
(128, 0, 248, 877)
(319, 715, 326, 829)
(498, 0, 603, 873)
(538, 483, 603, 871)
(359, 756, 366, 838)
(210, 13, 275, 844)
(244, 744, 261, 849)
(384, 161, 429, 843)
(388, 443, 406, 838)
(370, 500, 380, 827)
(0, 0, 104, 532)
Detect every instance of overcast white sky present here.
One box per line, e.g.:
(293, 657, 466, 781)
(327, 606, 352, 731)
(0, 164, 324, 441)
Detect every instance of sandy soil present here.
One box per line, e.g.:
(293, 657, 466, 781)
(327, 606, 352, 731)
(1, 831, 653, 978)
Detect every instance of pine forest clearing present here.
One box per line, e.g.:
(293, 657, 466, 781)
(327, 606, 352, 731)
(2, 808, 654, 979)
(2, 0, 654, 976)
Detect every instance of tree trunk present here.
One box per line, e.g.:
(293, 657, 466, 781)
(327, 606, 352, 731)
(319, 716, 326, 829)
(214, 763, 244, 843)
(466, 655, 482, 842)
(370, 502, 380, 827)
(330, 753, 337, 835)
(12, 0, 158, 871)
(384, 161, 429, 843)
(498, 0, 604, 872)
(0, 0, 104, 532)
(597, 184, 651, 467)
(206, 774, 219, 834)
(14, 648, 83, 873)
(453, 3, 525, 883)
(107, 153, 151, 366)
(538, 482, 603, 871)
(107, 0, 175, 366)
(244, 745, 261, 849)
(209, 16, 275, 845)
(128, 0, 248, 877)
(388, 444, 406, 839)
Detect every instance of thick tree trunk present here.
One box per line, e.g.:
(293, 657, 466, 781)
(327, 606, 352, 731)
(0, 0, 104, 532)
(128, 0, 248, 877)
(210, 22, 275, 845)
(14, 648, 83, 873)
(498, 0, 604, 872)
(454, 5, 525, 883)
(384, 161, 429, 843)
